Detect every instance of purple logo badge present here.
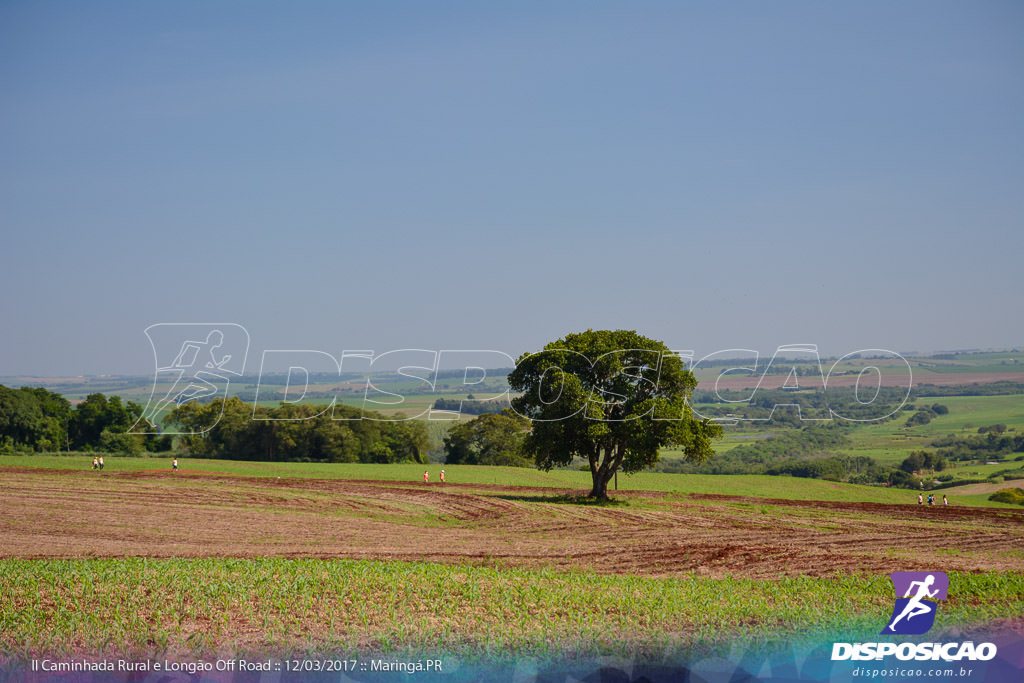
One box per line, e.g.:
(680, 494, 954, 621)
(882, 572, 949, 635)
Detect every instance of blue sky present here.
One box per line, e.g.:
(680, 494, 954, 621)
(1, 1, 1022, 375)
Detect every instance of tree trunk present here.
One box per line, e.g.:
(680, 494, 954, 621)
(587, 445, 608, 499)
(589, 472, 610, 500)
(588, 443, 623, 500)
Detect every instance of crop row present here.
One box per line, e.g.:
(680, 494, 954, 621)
(2, 558, 1022, 661)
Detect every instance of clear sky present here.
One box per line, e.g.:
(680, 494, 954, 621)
(1, 1, 1022, 376)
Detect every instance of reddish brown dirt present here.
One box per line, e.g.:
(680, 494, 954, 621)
(2, 469, 1022, 579)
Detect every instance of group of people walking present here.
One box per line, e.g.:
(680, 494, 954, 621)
(918, 492, 948, 506)
(423, 469, 445, 484)
(90, 457, 179, 472)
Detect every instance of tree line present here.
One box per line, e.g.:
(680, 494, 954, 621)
(0, 385, 167, 454)
(431, 397, 511, 416)
(931, 430, 1024, 463)
(654, 425, 955, 489)
(0, 384, 432, 464)
(655, 426, 854, 475)
(691, 386, 912, 424)
(169, 398, 431, 464)
(915, 381, 1024, 397)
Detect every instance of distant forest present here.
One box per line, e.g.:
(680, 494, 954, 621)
(0, 385, 430, 464)
(169, 398, 430, 464)
(431, 397, 511, 415)
(0, 384, 169, 454)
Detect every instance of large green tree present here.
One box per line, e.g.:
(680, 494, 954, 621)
(508, 330, 722, 500)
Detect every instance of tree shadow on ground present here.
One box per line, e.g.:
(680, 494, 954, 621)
(488, 493, 629, 507)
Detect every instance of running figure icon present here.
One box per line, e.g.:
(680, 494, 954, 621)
(139, 328, 238, 427)
(131, 324, 250, 435)
(882, 571, 948, 635)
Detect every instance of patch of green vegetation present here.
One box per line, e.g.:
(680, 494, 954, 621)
(989, 488, 1024, 506)
(2, 559, 1020, 661)
(899, 395, 1024, 436)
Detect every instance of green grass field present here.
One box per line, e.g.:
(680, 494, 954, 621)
(4, 455, 1020, 508)
(735, 394, 1022, 472)
(2, 558, 1021, 661)
(909, 395, 1024, 433)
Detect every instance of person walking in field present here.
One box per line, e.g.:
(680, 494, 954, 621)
(928, 494, 934, 506)
(92, 457, 98, 470)
(98, 456, 104, 470)
(918, 493, 923, 505)
(440, 469, 445, 485)
(943, 495, 948, 506)
(423, 470, 429, 484)
(172, 458, 178, 473)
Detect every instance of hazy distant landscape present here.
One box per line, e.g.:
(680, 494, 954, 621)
(3, 3, 1022, 680)
(4, 347, 1023, 500)
(3, 346, 1023, 663)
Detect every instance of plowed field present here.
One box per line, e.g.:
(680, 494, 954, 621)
(2, 468, 1022, 578)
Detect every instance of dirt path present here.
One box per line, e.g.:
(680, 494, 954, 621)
(2, 469, 1022, 578)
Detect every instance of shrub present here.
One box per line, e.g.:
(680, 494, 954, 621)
(989, 488, 1024, 506)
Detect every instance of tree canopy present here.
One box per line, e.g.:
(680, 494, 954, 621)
(0, 385, 163, 454)
(169, 397, 431, 464)
(443, 411, 531, 467)
(507, 329, 722, 499)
